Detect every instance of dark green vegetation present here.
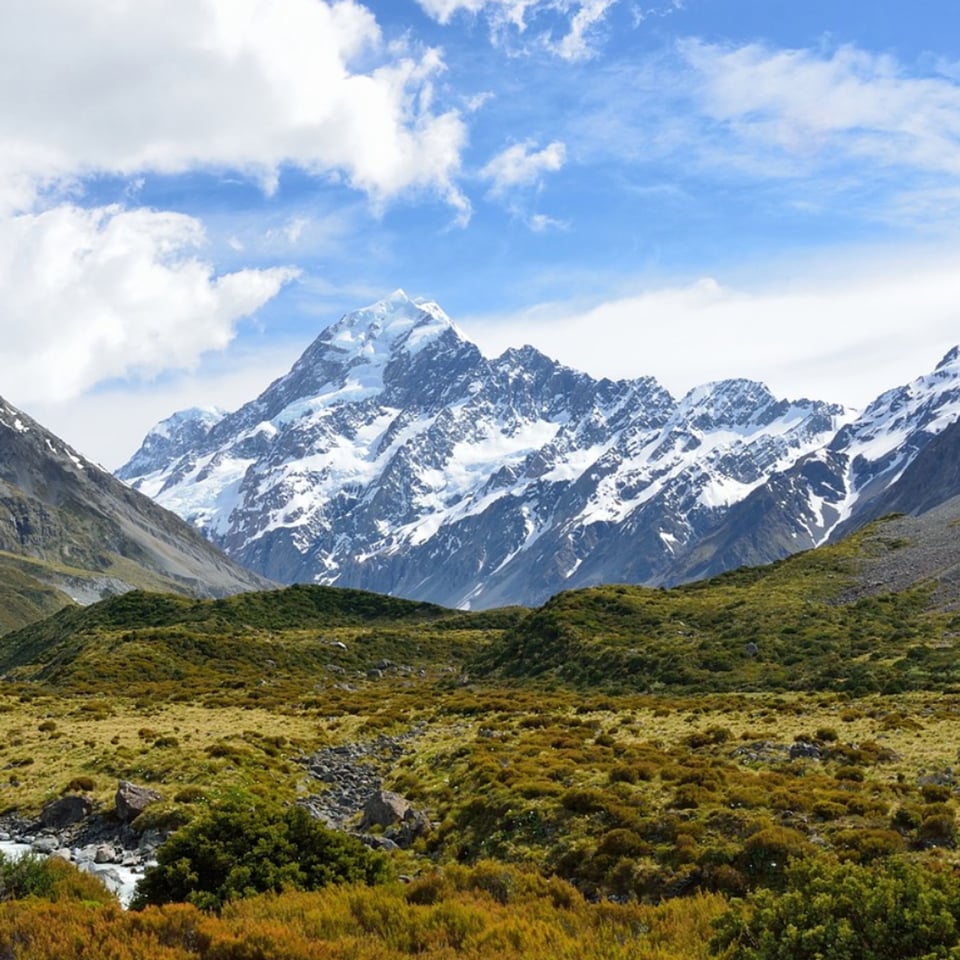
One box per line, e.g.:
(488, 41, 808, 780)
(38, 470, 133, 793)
(132, 798, 390, 911)
(485, 522, 957, 693)
(713, 857, 960, 960)
(1, 515, 960, 958)
(0, 583, 524, 697)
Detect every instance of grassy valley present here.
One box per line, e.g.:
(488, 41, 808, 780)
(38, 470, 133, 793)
(0, 517, 959, 958)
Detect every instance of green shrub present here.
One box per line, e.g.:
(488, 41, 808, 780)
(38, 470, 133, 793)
(918, 813, 956, 848)
(711, 857, 960, 960)
(131, 797, 390, 911)
(738, 827, 813, 886)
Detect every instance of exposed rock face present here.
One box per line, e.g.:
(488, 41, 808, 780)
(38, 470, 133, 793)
(115, 781, 163, 823)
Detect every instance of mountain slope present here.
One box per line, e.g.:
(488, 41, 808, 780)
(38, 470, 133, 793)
(672, 346, 960, 583)
(0, 397, 272, 629)
(120, 291, 847, 608)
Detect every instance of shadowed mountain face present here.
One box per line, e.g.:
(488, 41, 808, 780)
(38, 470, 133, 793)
(0, 397, 272, 630)
(118, 291, 960, 609)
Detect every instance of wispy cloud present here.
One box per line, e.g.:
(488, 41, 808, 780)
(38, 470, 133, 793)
(479, 139, 567, 230)
(462, 253, 960, 409)
(682, 40, 960, 179)
(416, 0, 621, 60)
(558, 39, 960, 227)
(481, 140, 567, 196)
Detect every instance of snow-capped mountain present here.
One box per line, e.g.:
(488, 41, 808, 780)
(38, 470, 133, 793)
(118, 291, 960, 608)
(674, 345, 960, 583)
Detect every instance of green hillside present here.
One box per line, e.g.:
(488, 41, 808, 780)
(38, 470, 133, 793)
(480, 519, 955, 693)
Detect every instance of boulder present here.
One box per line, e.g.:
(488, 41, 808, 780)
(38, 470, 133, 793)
(392, 808, 432, 847)
(115, 780, 163, 823)
(94, 844, 117, 864)
(360, 790, 411, 829)
(40, 795, 92, 829)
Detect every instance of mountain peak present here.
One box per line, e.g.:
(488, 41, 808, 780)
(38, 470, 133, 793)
(935, 345, 960, 371)
(323, 290, 466, 362)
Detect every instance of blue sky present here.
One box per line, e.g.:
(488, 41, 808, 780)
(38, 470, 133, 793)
(1, 0, 959, 465)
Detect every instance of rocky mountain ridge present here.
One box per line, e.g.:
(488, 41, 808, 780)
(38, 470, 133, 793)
(118, 290, 960, 608)
(0, 395, 272, 627)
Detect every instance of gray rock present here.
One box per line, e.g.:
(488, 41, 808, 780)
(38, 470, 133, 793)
(361, 835, 399, 852)
(94, 844, 117, 864)
(115, 780, 163, 823)
(360, 790, 411, 829)
(32, 837, 59, 855)
(789, 741, 822, 760)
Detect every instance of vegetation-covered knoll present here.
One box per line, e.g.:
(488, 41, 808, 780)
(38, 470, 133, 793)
(0, 584, 521, 694)
(481, 519, 957, 693)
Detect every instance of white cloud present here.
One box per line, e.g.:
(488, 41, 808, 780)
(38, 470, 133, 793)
(0, 0, 468, 213)
(682, 40, 960, 178)
(461, 253, 960, 409)
(481, 140, 567, 196)
(529, 212, 569, 231)
(417, 0, 536, 28)
(552, 0, 618, 61)
(416, 0, 619, 59)
(0, 204, 297, 405)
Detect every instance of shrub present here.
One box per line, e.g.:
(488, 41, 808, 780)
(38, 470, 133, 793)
(0, 853, 112, 904)
(833, 828, 905, 863)
(711, 857, 960, 960)
(918, 813, 956, 848)
(131, 798, 391, 911)
(921, 784, 952, 804)
(738, 827, 813, 886)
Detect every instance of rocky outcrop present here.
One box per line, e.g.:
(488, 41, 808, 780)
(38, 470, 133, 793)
(298, 729, 430, 849)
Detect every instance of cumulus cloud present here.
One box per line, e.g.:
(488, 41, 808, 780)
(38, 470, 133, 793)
(0, 204, 297, 405)
(481, 140, 567, 196)
(0, 0, 468, 213)
(416, 0, 619, 59)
